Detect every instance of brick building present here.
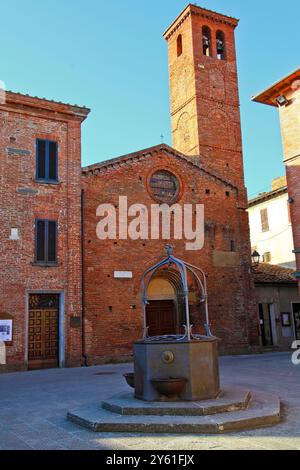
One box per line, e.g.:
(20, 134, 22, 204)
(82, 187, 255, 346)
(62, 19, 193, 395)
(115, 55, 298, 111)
(82, 4, 259, 364)
(1, 4, 261, 372)
(252, 68, 300, 294)
(0, 92, 90, 370)
(248, 176, 296, 269)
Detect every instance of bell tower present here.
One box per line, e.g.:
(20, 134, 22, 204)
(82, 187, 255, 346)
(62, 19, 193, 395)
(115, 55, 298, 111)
(164, 4, 245, 190)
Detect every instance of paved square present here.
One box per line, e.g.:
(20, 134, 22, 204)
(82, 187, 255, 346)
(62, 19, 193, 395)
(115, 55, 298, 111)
(0, 352, 299, 450)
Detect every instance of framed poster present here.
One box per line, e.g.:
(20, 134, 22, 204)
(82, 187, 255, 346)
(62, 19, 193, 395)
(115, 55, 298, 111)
(281, 312, 291, 327)
(0, 320, 13, 342)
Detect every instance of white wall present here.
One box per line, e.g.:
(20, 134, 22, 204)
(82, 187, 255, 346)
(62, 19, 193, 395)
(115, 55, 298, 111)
(248, 193, 296, 268)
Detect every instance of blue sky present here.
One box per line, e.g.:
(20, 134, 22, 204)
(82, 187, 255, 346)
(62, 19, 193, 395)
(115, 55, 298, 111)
(1, 0, 298, 197)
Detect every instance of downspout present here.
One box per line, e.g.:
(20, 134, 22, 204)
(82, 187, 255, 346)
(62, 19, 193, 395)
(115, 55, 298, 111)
(81, 189, 89, 366)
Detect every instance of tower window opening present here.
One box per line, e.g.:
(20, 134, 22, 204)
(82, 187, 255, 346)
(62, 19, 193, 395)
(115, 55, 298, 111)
(202, 26, 212, 57)
(216, 31, 226, 60)
(177, 34, 183, 57)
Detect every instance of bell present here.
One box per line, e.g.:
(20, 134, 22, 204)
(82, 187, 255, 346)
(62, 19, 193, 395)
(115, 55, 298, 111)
(217, 39, 224, 53)
(202, 36, 210, 47)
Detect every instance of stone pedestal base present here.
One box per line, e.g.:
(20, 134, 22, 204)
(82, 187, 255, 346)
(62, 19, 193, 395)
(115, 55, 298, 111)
(134, 338, 220, 402)
(67, 388, 281, 434)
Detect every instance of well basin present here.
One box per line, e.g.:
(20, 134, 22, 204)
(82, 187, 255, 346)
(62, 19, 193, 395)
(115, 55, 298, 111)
(123, 373, 135, 389)
(151, 378, 187, 398)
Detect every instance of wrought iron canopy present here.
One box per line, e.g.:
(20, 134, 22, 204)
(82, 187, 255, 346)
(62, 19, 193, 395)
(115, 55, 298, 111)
(141, 245, 212, 342)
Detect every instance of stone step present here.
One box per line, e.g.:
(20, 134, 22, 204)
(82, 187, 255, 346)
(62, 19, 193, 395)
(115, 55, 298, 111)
(102, 388, 252, 417)
(67, 390, 281, 434)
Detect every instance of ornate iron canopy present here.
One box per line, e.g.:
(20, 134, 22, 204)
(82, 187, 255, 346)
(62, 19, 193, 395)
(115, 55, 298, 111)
(141, 245, 212, 342)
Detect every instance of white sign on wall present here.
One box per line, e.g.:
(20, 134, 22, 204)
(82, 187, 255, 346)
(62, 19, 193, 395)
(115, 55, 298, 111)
(0, 320, 13, 342)
(114, 271, 133, 279)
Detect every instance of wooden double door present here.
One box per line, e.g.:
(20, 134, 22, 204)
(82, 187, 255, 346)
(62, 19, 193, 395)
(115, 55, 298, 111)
(28, 294, 59, 370)
(146, 300, 177, 337)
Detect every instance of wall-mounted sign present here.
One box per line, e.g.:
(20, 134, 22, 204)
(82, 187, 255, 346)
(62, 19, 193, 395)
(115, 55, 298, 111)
(9, 228, 19, 240)
(114, 271, 133, 279)
(281, 312, 291, 327)
(0, 320, 13, 342)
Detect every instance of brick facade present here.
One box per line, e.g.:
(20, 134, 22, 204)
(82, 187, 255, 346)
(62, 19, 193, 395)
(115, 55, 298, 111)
(1, 4, 261, 371)
(164, 4, 244, 191)
(252, 68, 300, 294)
(82, 5, 259, 364)
(279, 86, 300, 292)
(82, 144, 259, 364)
(0, 92, 89, 371)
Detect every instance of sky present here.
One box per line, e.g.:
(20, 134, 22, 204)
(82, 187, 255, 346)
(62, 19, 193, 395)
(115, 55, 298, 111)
(0, 0, 298, 197)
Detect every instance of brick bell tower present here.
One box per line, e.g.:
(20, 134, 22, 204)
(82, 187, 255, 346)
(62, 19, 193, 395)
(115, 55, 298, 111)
(164, 4, 245, 190)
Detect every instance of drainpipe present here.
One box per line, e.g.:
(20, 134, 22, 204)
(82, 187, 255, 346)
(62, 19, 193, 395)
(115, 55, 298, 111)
(81, 189, 89, 367)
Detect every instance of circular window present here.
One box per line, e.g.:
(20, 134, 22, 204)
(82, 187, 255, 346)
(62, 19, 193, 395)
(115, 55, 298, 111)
(149, 170, 180, 204)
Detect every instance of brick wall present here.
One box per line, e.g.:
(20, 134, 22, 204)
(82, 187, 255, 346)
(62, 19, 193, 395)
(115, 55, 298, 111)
(279, 87, 300, 292)
(165, 4, 245, 191)
(0, 93, 89, 370)
(82, 146, 259, 364)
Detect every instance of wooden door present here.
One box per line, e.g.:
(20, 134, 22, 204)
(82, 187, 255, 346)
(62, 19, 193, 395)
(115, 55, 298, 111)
(28, 294, 59, 370)
(259, 303, 273, 347)
(146, 300, 176, 337)
(293, 303, 300, 340)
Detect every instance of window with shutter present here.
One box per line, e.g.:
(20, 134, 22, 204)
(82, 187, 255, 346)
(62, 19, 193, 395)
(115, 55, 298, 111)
(263, 252, 272, 263)
(260, 208, 269, 232)
(37, 140, 46, 180)
(49, 142, 58, 181)
(35, 219, 58, 264)
(36, 139, 58, 182)
(48, 221, 57, 263)
(36, 220, 46, 262)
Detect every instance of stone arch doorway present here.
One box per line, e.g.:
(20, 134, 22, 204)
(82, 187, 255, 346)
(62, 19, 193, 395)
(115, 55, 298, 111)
(146, 270, 185, 337)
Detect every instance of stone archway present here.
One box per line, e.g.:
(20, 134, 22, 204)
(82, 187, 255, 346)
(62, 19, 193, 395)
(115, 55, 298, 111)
(146, 269, 185, 336)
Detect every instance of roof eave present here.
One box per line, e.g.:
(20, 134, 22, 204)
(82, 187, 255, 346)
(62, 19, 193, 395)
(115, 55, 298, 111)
(252, 67, 300, 107)
(4, 91, 91, 122)
(248, 186, 288, 207)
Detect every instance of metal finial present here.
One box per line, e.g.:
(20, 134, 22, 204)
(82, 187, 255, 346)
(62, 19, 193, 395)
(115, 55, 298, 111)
(165, 244, 174, 256)
(160, 134, 164, 144)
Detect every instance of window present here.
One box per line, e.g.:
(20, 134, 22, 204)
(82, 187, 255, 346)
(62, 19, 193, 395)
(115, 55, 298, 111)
(177, 34, 183, 57)
(263, 252, 272, 263)
(216, 31, 226, 60)
(149, 170, 180, 204)
(35, 219, 58, 264)
(36, 139, 58, 182)
(202, 26, 212, 57)
(260, 208, 269, 232)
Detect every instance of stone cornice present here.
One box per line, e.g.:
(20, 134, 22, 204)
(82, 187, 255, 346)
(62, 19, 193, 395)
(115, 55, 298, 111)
(163, 4, 239, 41)
(2, 90, 90, 122)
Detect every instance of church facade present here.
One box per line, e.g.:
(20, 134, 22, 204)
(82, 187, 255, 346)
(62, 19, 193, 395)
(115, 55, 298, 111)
(82, 4, 259, 364)
(0, 4, 260, 371)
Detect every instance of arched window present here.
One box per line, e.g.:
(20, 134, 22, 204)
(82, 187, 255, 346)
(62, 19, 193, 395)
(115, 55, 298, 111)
(202, 26, 212, 57)
(216, 31, 226, 60)
(177, 34, 183, 57)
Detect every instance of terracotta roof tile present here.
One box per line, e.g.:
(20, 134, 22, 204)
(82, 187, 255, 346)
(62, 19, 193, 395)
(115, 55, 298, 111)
(253, 263, 297, 284)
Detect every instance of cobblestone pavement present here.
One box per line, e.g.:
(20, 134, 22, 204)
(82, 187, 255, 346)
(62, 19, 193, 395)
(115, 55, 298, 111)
(0, 352, 299, 450)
